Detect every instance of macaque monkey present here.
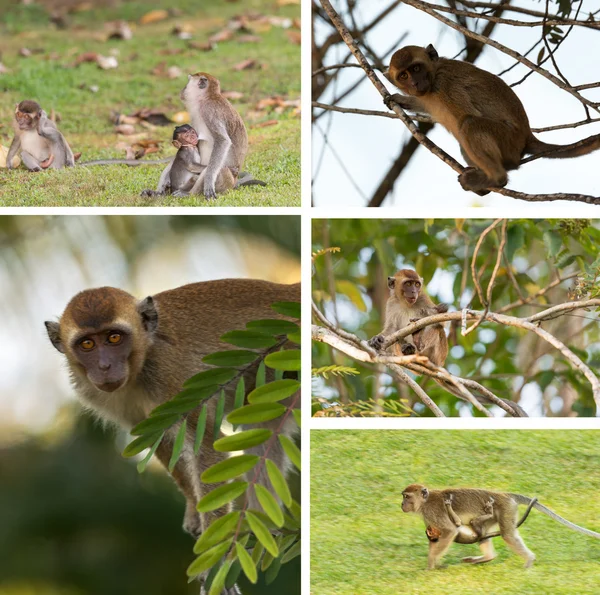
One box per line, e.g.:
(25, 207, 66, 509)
(402, 484, 600, 570)
(7, 101, 74, 171)
(153, 73, 251, 199)
(369, 269, 448, 366)
(45, 280, 300, 579)
(384, 45, 600, 195)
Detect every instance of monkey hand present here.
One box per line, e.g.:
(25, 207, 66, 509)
(182, 505, 203, 539)
(172, 190, 190, 197)
(204, 184, 218, 200)
(401, 342, 416, 356)
(140, 189, 163, 198)
(368, 334, 385, 350)
(444, 495, 453, 505)
(436, 303, 449, 313)
(383, 93, 404, 110)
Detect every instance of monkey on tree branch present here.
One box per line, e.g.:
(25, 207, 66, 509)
(383, 45, 600, 195)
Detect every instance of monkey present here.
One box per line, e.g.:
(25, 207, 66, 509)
(44, 280, 300, 592)
(151, 72, 250, 200)
(445, 493, 495, 539)
(7, 101, 75, 171)
(402, 484, 600, 570)
(368, 269, 448, 366)
(383, 44, 600, 195)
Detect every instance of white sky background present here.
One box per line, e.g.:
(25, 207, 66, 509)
(0, 217, 300, 437)
(312, 0, 600, 213)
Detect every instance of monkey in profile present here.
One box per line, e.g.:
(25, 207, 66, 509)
(44, 280, 300, 547)
(384, 44, 600, 195)
(7, 100, 74, 171)
(369, 269, 448, 366)
(402, 484, 600, 570)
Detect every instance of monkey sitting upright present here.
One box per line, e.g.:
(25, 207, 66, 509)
(7, 100, 75, 171)
(384, 44, 600, 195)
(369, 269, 448, 366)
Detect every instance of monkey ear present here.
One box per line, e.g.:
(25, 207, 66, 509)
(422, 487, 429, 500)
(138, 296, 158, 332)
(425, 44, 439, 61)
(387, 276, 396, 289)
(14, 103, 19, 112)
(382, 70, 392, 83)
(187, 74, 192, 80)
(45, 321, 65, 353)
(172, 140, 181, 149)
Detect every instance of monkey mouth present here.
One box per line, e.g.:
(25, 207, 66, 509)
(406, 297, 417, 304)
(94, 379, 126, 393)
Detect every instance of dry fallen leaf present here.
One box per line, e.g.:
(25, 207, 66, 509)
(277, 0, 300, 4)
(159, 48, 185, 55)
(140, 10, 169, 25)
(172, 24, 194, 39)
(238, 34, 261, 43)
(114, 124, 136, 135)
(0, 145, 20, 168)
(286, 30, 301, 45)
(209, 29, 234, 43)
(97, 55, 118, 69)
(167, 65, 182, 78)
(252, 119, 279, 128)
(233, 59, 259, 71)
(0, 62, 10, 74)
(269, 16, 293, 28)
(106, 20, 133, 41)
(222, 91, 244, 100)
(129, 108, 172, 126)
(188, 41, 214, 51)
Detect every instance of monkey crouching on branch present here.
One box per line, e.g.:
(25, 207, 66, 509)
(44, 279, 300, 544)
(383, 44, 600, 195)
(7, 101, 75, 171)
(369, 269, 448, 366)
(402, 484, 600, 570)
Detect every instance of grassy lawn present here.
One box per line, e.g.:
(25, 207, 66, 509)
(0, 0, 300, 206)
(311, 430, 600, 595)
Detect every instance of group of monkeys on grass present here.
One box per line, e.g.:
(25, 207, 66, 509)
(6, 72, 265, 199)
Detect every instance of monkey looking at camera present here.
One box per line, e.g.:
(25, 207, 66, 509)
(384, 45, 600, 195)
(402, 484, 600, 570)
(7, 101, 74, 171)
(369, 269, 448, 366)
(44, 280, 300, 546)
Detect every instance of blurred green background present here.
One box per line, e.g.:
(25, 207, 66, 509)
(0, 215, 301, 595)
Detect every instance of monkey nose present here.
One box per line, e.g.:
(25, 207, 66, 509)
(99, 362, 111, 371)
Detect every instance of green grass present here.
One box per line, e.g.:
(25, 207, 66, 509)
(0, 0, 300, 206)
(311, 430, 600, 595)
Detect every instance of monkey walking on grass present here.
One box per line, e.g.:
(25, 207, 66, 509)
(402, 484, 600, 570)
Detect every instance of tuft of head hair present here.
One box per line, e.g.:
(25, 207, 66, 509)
(17, 99, 42, 113)
(173, 124, 194, 140)
(395, 269, 421, 281)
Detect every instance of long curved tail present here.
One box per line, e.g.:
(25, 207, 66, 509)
(526, 134, 600, 159)
(509, 493, 600, 538)
(235, 172, 267, 188)
(79, 157, 172, 166)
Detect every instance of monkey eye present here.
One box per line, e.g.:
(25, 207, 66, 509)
(107, 332, 122, 344)
(400, 72, 408, 79)
(413, 65, 420, 72)
(79, 338, 95, 351)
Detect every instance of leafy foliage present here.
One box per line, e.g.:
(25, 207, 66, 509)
(312, 219, 600, 417)
(122, 301, 301, 591)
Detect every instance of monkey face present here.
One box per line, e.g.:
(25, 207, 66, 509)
(391, 63, 431, 96)
(388, 46, 437, 97)
(180, 72, 216, 102)
(402, 484, 428, 512)
(401, 279, 421, 305)
(15, 110, 39, 130)
(70, 328, 133, 392)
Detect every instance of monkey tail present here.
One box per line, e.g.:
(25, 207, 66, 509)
(509, 494, 600, 539)
(525, 134, 600, 159)
(235, 172, 267, 188)
(78, 157, 173, 166)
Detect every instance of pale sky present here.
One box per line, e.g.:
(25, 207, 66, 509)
(312, 1, 600, 214)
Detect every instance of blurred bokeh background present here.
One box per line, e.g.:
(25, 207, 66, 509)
(0, 214, 301, 595)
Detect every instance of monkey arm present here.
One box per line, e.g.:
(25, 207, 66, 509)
(197, 123, 231, 199)
(6, 135, 21, 169)
(384, 93, 428, 114)
(20, 150, 44, 172)
(156, 159, 174, 193)
(37, 111, 75, 168)
(444, 495, 463, 527)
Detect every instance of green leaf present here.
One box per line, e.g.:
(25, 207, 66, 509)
(194, 405, 208, 455)
(251, 542, 264, 565)
(261, 550, 274, 571)
(247, 319, 299, 335)
(248, 379, 300, 404)
(265, 557, 282, 585)
(136, 433, 164, 473)
(275, 368, 284, 381)
(236, 542, 258, 584)
(335, 279, 366, 311)
(266, 459, 292, 507)
(292, 409, 301, 428)
(265, 350, 301, 371)
(225, 559, 242, 590)
(543, 230, 563, 258)
(288, 499, 301, 521)
(208, 559, 232, 595)
(246, 512, 279, 557)
(197, 483, 248, 514)
(122, 431, 163, 458)
(194, 511, 241, 553)
(279, 435, 300, 470)
(202, 350, 259, 367)
(213, 429, 272, 452)
(130, 413, 180, 436)
(213, 390, 226, 438)
(151, 387, 216, 415)
(255, 484, 284, 527)
(201, 454, 260, 483)
(227, 403, 286, 425)
(220, 330, 276, 349)
(287, 330, 301, 344)
(183, 368, 237, 389)
(168, 419, 187, 472)
(271, 301, 300, 319)
(281, 539, 301, 564)
(505, 222, 525, 262)
(256, 361, 266, 387)
(234, 377, 245, 409)
(187, 539, 232, 577)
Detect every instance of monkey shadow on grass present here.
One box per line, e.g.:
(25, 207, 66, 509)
(310, 430, 600, 595)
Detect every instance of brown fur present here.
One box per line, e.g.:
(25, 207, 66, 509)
(385, 44, 600, 194)
(45, 279, 301, 540)
(369, 269, 448, 366)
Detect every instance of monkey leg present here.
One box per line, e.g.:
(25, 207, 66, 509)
(457, 117, 512, 192)
(470, 498, 495, 537)
(400, 342, 416, 355)
(462, 538, 497, 564)
(444, 495, 463, 527)
(499, 512, 536, 567)
(427, 529, 457, 570)
(368, 334, 385, 350)
(20, 150, 44, 172)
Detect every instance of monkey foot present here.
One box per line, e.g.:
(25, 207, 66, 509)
(368, 335, 385, 350)
(401, 343, 416, 355)
(462, 556, 495, 564)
